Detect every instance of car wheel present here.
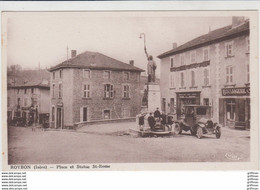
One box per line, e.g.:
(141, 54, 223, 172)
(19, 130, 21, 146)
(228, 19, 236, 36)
(196, 127, 203, 139)
(215, 127, 221, 139)
(174, 123, 182, 134)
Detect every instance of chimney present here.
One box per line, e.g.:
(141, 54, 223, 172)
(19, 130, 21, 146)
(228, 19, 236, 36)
(129, 60, 134, 66)
(71, 50, 77, 58)
(172, 43, 177, 49)
(232, 16, 245, 28)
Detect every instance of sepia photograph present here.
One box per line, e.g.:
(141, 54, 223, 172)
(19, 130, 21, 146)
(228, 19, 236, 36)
(2, 11, 258, 170)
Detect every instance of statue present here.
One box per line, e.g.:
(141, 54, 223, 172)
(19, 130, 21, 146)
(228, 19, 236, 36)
(139, 33, 157, 83)
(145, 48, 157, 83)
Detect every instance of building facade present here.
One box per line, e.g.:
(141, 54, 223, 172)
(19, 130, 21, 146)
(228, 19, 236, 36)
(158, 17, 250, 128)
(49, 51, 144, 129)
(7, 80, 50, 125)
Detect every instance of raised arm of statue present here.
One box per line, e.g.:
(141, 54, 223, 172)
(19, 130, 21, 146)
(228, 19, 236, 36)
(144, 47, 149, 60)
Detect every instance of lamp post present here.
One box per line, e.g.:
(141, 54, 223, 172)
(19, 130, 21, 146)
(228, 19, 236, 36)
(139, 33, 148, 59)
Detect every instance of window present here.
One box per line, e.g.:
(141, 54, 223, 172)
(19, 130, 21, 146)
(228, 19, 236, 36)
(24, 98, 28, 107)
(191, 70, 196, 87)
(51, 107, 55, 121)
(196, 108, 207, 115)
(17, 98, 20, 106)
(226, 66, 234, 84)
(83, 107, 88, 122)
(180, 72, 185, 88)
(60, 70, 62, 78)
(52, 84, 55, 98)
(123, 72, 130, 81)
(247, 64, 250, 83)
(203, 98, 209, 106)
(180, 54, 185, 65)
(17, 89, 19, 94)
(169, 73, 175, 88)
(31, 88, 34, 94)
(24, 89, 27, 94)
(83, 84, 91, 98)
(103, 110, 110, 119)
(53, 72, 55, 80)
(225, 41, 234, 57)
(190, 52, 196, 63)
(83, 69, 90, 79)
(203, 48, 209, 61)
(104, 84, 114, 98)
(58, 83, 62, 98)
(170, 56, 175, 68)
(103, 71, 110, 80)
(226, 99, 236, 120)
(123, 85, 130, 98)
(203, 69, 210, 86)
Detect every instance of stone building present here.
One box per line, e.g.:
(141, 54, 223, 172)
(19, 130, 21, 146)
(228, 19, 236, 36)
(48, 51, 144, 129)
(158, 17, 250, 128)
(7, 80, 50, 125)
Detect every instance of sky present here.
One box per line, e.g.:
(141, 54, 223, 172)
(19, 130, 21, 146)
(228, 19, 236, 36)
(5, 12, 233, 77)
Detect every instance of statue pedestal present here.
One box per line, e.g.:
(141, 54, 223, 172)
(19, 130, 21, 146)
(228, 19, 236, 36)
(147, 83, 161, 113)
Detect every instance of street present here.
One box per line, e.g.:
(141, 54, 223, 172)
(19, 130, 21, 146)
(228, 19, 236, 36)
(8, 122, 250, 164)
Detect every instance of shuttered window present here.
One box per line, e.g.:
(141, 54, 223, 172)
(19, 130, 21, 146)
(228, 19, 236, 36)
(104, 84, 114, 98)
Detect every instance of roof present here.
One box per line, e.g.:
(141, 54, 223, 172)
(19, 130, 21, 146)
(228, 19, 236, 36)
(49, 51, 145, 72)
(158, 20, 249, 59)
(8, 80, 50, 89)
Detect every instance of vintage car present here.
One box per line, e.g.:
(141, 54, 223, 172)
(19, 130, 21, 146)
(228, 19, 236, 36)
(174, 105, 221, 139)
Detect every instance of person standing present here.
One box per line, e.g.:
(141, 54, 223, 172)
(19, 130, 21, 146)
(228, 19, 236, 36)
(154, 107, 161, 118)
(138, 113, 145, 131)
(148, 113, 155, 131)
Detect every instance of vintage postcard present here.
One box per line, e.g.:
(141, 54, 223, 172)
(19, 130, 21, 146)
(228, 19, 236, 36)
(1, 11, 258, 171)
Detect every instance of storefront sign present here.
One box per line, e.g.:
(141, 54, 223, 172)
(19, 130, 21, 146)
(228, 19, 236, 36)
(177, 92, 200, 98)
(222, 87, 250, 96)
(170, 60, 210, 72)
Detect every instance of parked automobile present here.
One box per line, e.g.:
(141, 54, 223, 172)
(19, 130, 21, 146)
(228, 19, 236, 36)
(174, 105, 221, 139)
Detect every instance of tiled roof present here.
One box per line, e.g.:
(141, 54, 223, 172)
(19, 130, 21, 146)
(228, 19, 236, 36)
(158, 20, 249, 59)
(49, 51, 144, 72)
(8, 80, 50, 89)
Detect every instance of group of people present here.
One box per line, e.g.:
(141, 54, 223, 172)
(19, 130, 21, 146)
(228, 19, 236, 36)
(137, 108, 174, 131)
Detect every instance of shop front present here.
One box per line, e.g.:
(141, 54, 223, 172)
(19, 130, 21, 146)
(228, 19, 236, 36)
(176, 91, 200, 119)
(220, 87, 250, 128)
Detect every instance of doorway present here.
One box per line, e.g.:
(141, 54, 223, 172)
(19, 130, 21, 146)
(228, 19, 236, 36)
(56, 108, 62, 128)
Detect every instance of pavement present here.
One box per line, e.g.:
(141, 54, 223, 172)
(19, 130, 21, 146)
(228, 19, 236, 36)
(7, 122, 250, 164)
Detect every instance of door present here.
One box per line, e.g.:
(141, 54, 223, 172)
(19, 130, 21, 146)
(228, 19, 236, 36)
(56, 108, 62, 128)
